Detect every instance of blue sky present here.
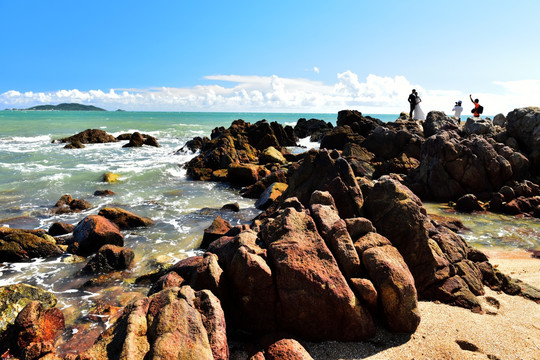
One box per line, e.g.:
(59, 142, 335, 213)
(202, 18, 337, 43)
(1, 0, 539, 113)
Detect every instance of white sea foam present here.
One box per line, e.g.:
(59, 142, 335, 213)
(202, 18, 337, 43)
(189, 130, 205, 135)
(297, 136, 320, 150)
(44, 173, 72, 181)
(1, 135, 51, 143)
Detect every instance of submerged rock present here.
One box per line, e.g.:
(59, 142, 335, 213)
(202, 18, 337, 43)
(52, 194, 92, 214)
(102, 172, 121, 183)
(122, 132, 160, 148)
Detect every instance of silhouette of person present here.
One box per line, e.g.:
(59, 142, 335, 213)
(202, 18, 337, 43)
(408, 89, 416, 119)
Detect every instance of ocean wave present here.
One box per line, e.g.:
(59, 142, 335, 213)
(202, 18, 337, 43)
(297, 136, 320, 150)
(0, 135, 52, 143)
(44, 173, 72, 181)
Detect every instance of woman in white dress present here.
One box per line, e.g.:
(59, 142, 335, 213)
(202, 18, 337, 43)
(413, 91, 426, 120)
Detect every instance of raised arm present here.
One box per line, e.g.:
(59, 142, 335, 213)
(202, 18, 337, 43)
(469, 94, 474, 103)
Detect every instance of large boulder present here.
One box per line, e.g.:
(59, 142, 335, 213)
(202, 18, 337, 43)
(320, 126, 364, 150)
(407, 131, 518, 201)
(259, 146, 287, 165)
(506, 107, 540, 174)
(423, 111, 458, 138)
(356, 234, 420, 333)
(310, 191, 361, 279)
(81, 286, 227, 360)
(227, 163, 269, 185)
(336, 110, 384, 137)
(48, 222, 75, 236)
(364, 177, 485, 309)
(0, 232, 63, 262)
(254, 182, 288, 210)
(464, 117, 494, 135)
(72, 215, 124, 256)
(260, 338, 314, 360)
(58, 129, 118, 144)
(493, 113, 507, 127)
(168, 253, 227, 305)
(294, 118, 333, 141)
(276, 150, 364, 219)
(122, 132, 160, 148)
(364, 177, 450, 292)
(52, 194, 92, 214)
(362, 127, 423, 162)
(259, 207, 374, 341)
(207, 230, 277, 333)
(97, 207, 154, 229)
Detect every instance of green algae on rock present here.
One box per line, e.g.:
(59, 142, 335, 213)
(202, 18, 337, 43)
(0, 283, 57, 334)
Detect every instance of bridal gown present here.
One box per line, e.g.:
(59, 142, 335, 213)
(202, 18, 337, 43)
(413, 98, 426, 120)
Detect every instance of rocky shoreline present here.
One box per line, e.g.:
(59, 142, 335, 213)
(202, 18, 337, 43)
(1, 108, 539, 359)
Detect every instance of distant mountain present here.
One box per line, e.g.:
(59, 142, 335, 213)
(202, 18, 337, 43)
(25, 103, 107, 111)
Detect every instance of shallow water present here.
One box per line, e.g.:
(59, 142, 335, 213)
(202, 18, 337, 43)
(424, 203, 540, 250)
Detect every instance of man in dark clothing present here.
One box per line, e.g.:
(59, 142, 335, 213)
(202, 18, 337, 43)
(408, 89, 416, 119)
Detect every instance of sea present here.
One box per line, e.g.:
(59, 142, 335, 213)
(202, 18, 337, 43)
(0, 110, 538, 343)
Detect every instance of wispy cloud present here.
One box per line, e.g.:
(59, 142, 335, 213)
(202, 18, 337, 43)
(1, 72, 537, 114)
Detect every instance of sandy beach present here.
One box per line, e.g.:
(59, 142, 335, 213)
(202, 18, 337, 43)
(305, 248, 540, 360)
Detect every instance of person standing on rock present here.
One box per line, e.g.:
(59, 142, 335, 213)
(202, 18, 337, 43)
(469, 95, 482, 118)
(413, 90, 426, 120)
(452, 100, 463, 123)
(408, 89, 416, 119)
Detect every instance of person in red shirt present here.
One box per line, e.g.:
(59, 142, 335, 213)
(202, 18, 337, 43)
(469, 94, 480, 117)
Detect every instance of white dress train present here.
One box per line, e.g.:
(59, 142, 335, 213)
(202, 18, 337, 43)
(413, 98, 426, 120)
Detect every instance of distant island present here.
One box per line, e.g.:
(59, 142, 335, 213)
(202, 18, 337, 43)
(24, 103, 106, 111)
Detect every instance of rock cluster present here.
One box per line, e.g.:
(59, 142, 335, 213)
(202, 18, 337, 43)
(58, 129, 161, 149)
(58, 129, 118, 145)
(2, 108, 540, 358)
(184, 119, 296, 181)
(51, 194, 92, 214)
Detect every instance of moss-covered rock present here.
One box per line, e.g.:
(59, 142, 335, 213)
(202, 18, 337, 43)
(0, 284, 57, 334)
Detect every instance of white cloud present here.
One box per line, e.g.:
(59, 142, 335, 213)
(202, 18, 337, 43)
(1, 72, 538, 114)
(313, 67, 320, 74)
